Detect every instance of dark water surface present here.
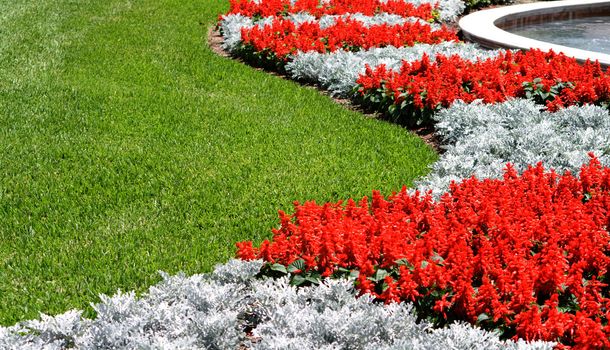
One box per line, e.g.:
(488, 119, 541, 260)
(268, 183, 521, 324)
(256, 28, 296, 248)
(508, 16, 610, 54)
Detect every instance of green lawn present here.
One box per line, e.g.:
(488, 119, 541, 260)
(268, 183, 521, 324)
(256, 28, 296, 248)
(0, 0, 437, 325)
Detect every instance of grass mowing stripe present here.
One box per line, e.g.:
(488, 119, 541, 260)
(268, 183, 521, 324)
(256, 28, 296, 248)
(0, 0, 437, 325)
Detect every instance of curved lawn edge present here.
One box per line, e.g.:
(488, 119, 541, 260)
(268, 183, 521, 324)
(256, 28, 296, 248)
(217, 0, 610, 347)
(2, 0, 608, 347)
(0, 0, 437, 325)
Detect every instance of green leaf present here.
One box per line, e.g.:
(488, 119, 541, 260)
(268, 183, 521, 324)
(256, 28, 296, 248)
(477, 313, 490, 323)
(394, 258, 410, 266)
(291, 274, 307, 286)
(305, 276, 320, 285)
(270, 263, 288, 274)
(395, 258, 415, 271)
(287, 259, 305, 273)
(305, 272, 321, 285)
(369, 268, 389, 282)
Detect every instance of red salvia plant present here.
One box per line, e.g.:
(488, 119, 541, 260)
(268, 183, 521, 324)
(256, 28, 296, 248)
(356, 50, 610, 125)
(238, 17, 457, 62)
(238, 156, 610, 349)
(227, 0, 438, 20)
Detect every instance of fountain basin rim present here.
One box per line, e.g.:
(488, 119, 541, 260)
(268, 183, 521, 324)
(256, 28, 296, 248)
(459, 0, 610, 68)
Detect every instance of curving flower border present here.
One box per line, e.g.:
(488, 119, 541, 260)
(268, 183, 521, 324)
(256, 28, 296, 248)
(223, 0, 610, 348)
(1, 0, 610, 349)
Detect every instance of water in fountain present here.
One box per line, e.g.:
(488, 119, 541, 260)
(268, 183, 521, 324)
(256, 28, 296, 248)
(508, 16, 610, 54)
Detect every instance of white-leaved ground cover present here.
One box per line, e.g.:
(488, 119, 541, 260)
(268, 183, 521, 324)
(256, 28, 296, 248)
(219, 14, 253, 52)
(301, 13, 438, 29)
(219, 12, 503, 97)
(416, 99, 610, 196)
(286, 43, 504, 97)
(3, 0, 609, 348)
(0, 260, 555, 350)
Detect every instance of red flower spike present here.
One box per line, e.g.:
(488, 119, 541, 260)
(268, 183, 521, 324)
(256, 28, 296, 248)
(238, 157, 610, 349)
(356, 49, 610, 118)
(239, 18, 457, 61)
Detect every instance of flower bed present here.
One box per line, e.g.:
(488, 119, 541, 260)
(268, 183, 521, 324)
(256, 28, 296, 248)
(220, 0, 610, 349)
(0, 260, 554, 349)
(238, 18, 457, 63)
(238, 157, 610, 348)
(1, 0, 609, 348)
(284, 42, 501, 96)
(357, 50, 610, 125)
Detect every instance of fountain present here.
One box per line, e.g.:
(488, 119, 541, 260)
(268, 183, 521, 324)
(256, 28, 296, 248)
(459, 0, 610, 68)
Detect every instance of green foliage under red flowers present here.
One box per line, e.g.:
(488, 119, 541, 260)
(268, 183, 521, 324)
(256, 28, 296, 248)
(238, 156, 610, 349)
(356, 50, 610, 126)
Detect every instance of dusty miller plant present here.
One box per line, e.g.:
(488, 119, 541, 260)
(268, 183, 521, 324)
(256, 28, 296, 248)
(286, 43, 503, 96)
(0, 259, 554, 349)
(417, 99, 610, 196)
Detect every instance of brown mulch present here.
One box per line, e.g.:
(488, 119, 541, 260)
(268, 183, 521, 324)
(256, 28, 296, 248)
(207, 26, 231, 58)
(206, 25, 443, 153)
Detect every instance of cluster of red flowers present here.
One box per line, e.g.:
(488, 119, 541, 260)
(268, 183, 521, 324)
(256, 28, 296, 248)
(238, 156, 610, 349)
(357, 49, 610, 119)
(227, 0, 437, 20)
(239, 18, 457, 60)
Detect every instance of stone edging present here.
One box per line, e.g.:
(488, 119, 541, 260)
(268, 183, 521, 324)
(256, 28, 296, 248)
(459, 0, 610, 68)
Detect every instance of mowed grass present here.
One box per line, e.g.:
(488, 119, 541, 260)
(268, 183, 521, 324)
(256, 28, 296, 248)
(0, 0, 437, 325)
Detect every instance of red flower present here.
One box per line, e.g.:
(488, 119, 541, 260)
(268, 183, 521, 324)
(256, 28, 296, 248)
(237, 157, 610, 349)
(227, 0, 437, 20)
(239, 18, 457, 61)
(356, 50, 610, 120)
(433, 294, 453, 319)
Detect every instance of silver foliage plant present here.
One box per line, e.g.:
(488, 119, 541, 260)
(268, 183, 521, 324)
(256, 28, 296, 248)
(248, 276, 552, 350)
(286, 43, 503, 97)
(218, 14, 253, 52)
(417, 99, 610, 196)
(0, 260, 554, 350)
